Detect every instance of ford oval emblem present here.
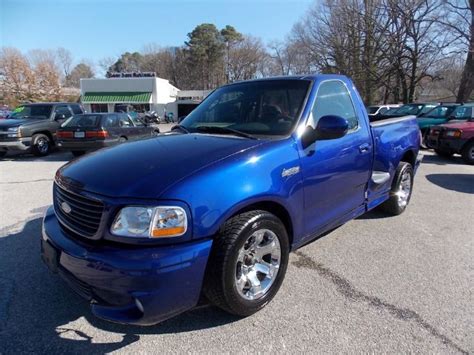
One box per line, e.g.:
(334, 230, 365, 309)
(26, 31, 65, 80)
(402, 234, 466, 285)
(61, 201, 72, 214)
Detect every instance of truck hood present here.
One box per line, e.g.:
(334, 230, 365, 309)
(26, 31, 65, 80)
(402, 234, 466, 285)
(438, 120, 474, 130)
(57, 133, 265, 198)
(0, 118, 42, 129)
(417, 117, 446, 128)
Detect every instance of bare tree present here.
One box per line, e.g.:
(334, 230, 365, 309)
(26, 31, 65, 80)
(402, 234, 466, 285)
(0, 47, 36, 106)
(98, 56, 116, 74)
(437, 0, 473, 102)
(227, 36, 267, 81)
(290, 0, 449, 104)
(56, 47, 73, 84)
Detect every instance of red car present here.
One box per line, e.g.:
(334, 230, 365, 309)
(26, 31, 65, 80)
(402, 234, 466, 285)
(427, 111, 474, 165)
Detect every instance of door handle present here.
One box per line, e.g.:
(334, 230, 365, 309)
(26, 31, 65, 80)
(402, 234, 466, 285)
(359, 143, 370, 153)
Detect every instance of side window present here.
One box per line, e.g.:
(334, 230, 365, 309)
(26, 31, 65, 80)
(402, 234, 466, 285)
(70, 104, 83, 114)
(103, 114, 119, 127)
(309, 81, 359, 131)
(130, 115, 145, 126)
(54, 105, 73, 119)
(119, 114, 132, 128)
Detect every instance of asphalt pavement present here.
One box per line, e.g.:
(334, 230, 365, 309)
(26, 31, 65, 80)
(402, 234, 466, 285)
(0, 137, 473, 353)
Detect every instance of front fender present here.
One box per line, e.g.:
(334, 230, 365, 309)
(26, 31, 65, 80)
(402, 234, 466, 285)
(160, 138, 305, 244)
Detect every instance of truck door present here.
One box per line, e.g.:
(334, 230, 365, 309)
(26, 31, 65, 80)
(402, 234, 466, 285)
(52, 105, 73, 140)
(299, 80, 372, 237)
(129, 115, 152, 138)
(118, 114, 136, 140)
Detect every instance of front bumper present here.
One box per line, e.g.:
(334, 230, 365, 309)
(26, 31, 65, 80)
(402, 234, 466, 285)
(426, 136, 466, 153)
(41, 206, 212, 325)
(0, 137, 32, 151)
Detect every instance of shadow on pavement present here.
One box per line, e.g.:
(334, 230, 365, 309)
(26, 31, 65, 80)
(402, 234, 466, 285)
(0, 217, 239, 353)
(356, 209, 390, 220)
(420, 154, 465, 166)
(425, 174, 474, 194)
(0, 150, 71, 163)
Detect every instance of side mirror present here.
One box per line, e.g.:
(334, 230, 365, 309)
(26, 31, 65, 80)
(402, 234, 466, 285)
(55, 113, 66, 121)
(301, 115, 349, 149)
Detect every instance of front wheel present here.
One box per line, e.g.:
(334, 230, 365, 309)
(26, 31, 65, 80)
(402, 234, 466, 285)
(461, 141, 474, 165)
(204, 210, 289, 317)
(32, 133, 51, 156)
(0, 151, 7, 158)
(380, 162, 414, 215)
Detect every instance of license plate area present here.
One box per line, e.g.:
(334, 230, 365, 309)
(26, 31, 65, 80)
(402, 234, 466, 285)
(74, 131, 85, 138)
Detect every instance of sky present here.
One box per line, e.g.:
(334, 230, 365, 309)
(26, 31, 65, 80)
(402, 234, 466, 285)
(1, 0, 313, 70)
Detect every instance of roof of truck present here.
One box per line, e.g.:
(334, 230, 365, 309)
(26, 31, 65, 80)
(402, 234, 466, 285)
(224, 74, 350, 88)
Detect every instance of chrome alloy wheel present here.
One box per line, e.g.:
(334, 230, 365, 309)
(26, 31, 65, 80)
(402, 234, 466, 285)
(469, 146, 474, 160)
(235, 229, 281, 301)
(37, 137, 49, 154)
(396, 169, 412, 208)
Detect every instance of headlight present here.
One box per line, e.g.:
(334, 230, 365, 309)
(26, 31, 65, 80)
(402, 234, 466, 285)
(445, 129, 462, 138)
(7, 127, 20, 137)
(111, 206, 187, 238)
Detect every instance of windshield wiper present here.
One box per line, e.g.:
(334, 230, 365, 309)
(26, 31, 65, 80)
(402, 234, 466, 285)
(171, 124, 190, 134)
(195, 126, 257, 140)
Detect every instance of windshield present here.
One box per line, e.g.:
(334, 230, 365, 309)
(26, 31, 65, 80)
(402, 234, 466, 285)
(181, 80, 311, 136)
(62, 114, 102, 127)
(367, 106, 379, 114)
(421, 105, 454, 118)
(393, 104, 423, 115)
(9, 105, 53, 119)
(450, 106, 473, 120)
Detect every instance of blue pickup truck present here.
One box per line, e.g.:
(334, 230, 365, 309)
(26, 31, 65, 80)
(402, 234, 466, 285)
(41, 75, 421, 325)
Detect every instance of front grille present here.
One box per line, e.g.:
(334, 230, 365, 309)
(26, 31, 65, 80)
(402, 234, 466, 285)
(54, 183, 104, 238)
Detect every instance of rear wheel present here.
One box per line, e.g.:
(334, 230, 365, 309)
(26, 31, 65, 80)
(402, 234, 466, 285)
(71, 151, 85, 157)
(381, 162, 414, 215)
(0, 151, 7, 158)
(461, 141, 474, 165)
(204, 210, 289, 316)
(119, 136, 127, 143)
(434, 149, 453, 158)
(32, 133, 51, 156)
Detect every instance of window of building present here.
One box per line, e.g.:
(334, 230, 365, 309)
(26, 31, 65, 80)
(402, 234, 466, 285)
(91, 104, 108, 113)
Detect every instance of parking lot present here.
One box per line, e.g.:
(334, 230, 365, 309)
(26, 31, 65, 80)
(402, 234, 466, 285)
(0, 138, 473, 352)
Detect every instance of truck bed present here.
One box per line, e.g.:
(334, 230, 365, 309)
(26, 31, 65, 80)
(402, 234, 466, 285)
(367, 115, 420, 210)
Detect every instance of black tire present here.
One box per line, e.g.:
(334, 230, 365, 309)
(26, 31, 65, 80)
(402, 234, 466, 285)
(119, 136, 127, 143)
(204, 210, 289, 317)
(31, 133, 51, 156)
(0, 151, 7, 158)
(420, 130, 429, 149)
(434, 149, 453, 158)
(461, 141, 474, 165)
(380, 162, 414, 216)
(71, 151, 85, 157)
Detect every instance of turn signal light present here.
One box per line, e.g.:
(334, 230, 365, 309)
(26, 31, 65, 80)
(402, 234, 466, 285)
(85, 130, 109, 139)
(56, 131, 73, 138)
(151, 226, 186, 238)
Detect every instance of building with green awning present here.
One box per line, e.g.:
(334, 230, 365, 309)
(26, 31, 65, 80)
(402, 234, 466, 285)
(80, 76, 179, 117)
